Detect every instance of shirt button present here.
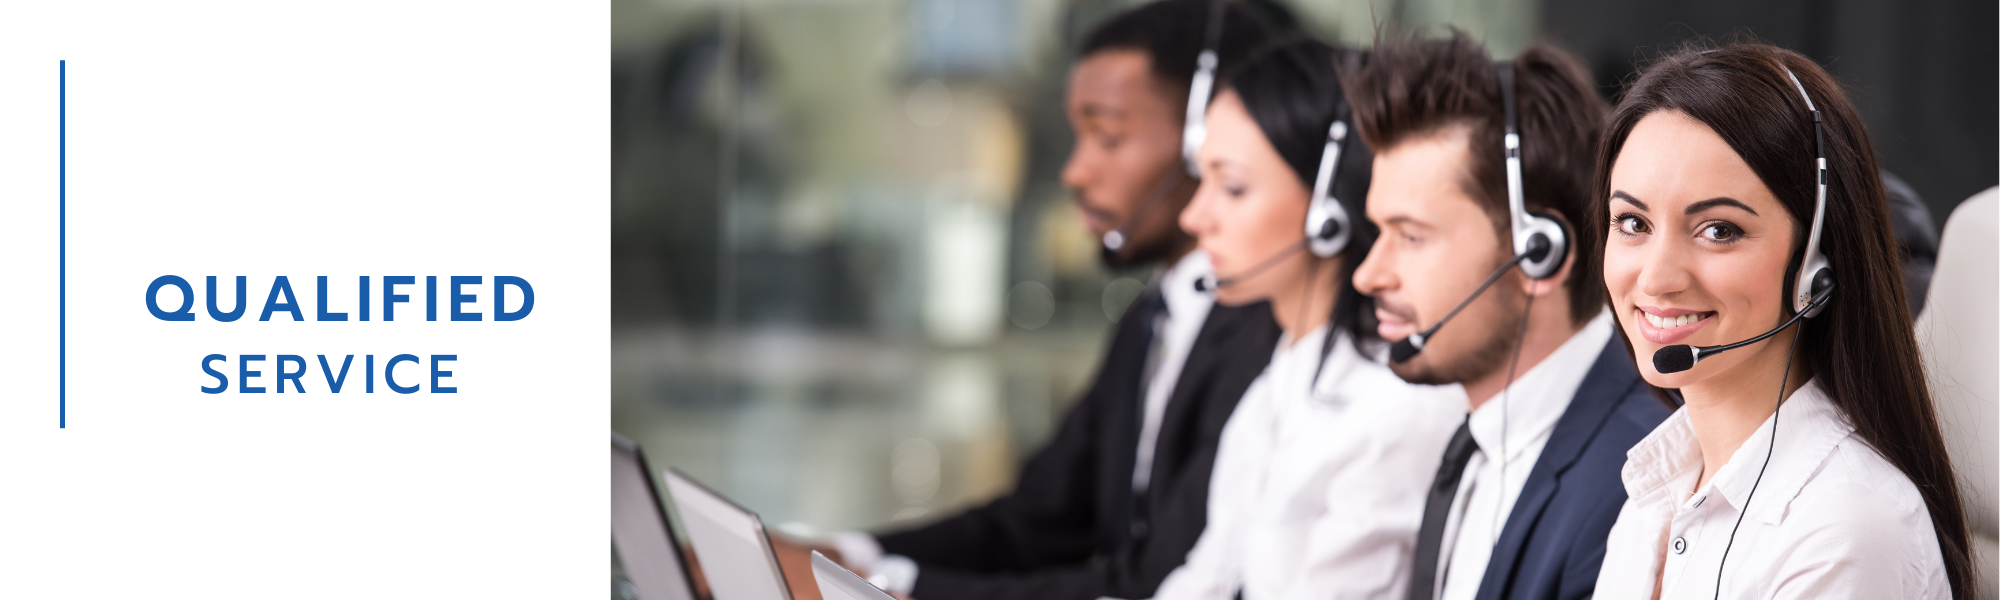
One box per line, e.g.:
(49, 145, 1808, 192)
(1672, 537, 1687, 554)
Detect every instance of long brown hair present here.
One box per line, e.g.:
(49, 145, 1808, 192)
(1591, 41, 1973, 597)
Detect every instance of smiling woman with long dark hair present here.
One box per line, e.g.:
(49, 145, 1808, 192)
(1589, 42, 1972, 599)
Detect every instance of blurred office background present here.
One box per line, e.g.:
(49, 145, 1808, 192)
(612, 0, 1996, 535)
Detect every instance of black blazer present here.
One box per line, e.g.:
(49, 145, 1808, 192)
(1471, 337, 1674, 600)
(876, 294, 1282, 600)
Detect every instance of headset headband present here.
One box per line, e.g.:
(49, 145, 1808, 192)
(1783, 65, 1832, 317)
(1306, 104, 1352, 258)
(1495, 61, 1566, 280)
(1180, 0, 1228, 176)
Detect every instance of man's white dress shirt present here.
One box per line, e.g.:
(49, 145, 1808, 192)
(1134, 249, 1219, 493)
(1430, 310, 1614, 600)
(1593, 377, 1950, 599)
(832, 250, 1217, 595)
(1151, 325, 1467, 600)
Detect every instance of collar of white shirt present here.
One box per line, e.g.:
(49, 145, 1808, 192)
(1271, 323, 1331, 396)
(1620, 377, 1851, 526)
(1464, 308, 1616, 462)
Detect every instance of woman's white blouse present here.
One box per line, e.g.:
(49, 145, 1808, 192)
(1592, 378, 1950, 599)
(1151, 327, 1466, 600)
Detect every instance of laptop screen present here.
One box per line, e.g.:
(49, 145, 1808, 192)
(611, 437, 697, 600)
(811, 551, 894, 600)
(663, 470, 792, 600)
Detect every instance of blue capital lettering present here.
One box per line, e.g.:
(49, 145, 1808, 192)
(383, 276, 413, 321)
(316, 276, 349, 321)
(207, 276, 246, 322)
(431, 354, 457, 393)
(386, 354, 420, 394)
(201, 354, 229, 393)
(276, 355, 306, 393)
(495, 276, 533, 321)
(450, 276, 482, 321)
(240, 354, 267, 393)
(319, 355, 353, 393)
(147, 276, 195, 321)
(260, 276, 303, 322)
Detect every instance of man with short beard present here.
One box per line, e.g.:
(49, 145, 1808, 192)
(1344, 32, 1672, 600)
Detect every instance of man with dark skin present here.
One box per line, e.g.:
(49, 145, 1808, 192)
(1062, 27, 1200, 270)
(773, 2, 1287, 599)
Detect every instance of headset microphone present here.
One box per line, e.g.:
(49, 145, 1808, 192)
(1193, 239, 1310, 293)
(1653, 67, 1837, 379)
(1100, 172, 1195, 263)
(1387, 240, 1540, 362)
(1193, 41, 1358, 295)
(1388, 61, 1567, 363)
(1652, 275, 1832, 374)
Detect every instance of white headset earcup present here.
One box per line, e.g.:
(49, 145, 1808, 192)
(1182, 51, 1218, 177)
(1516, 214, 1567, 280)
(1306, 195, 1350, 258)
(1306, 120, 1351, 258)
(1795, 256, 1832, 317)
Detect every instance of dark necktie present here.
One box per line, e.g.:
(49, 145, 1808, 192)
(1122, 286, 1168, 540)
(1407, 419, 1478, 600)
(1127, 286, 1168, 399)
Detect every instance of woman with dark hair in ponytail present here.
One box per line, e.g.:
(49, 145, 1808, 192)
(1591, 42, 1972, 599)
(1143, 36, 1465, 599)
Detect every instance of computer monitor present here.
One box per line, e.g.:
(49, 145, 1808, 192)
(611, 434, 699, 600)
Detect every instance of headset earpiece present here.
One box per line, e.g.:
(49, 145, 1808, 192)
(1519, 209, 1570, 277)
(1306, 120, 1352, 258)
(1515, 218, 1567, 280)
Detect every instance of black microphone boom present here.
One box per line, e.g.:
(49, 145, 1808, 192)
(1100, 172, 1194, 265)
(1387, 240, 1541, 363)
(1194, 239, 1310, 293)
(1651, 274, 1833, 374)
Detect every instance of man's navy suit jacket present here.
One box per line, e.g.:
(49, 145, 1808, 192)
(1471, 337, 1674, 600)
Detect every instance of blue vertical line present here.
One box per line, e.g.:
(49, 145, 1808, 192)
(60, 60, 66, 429)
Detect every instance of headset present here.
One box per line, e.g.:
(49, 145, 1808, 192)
(1651, 65, 1836, 375)
(1193, 50, 1356, 292)
(1180, 0, 1227, 177)
(1305, 119, 1355, 258)
(1700, 62, 1836, 600)
(1377, 61, 1573, 562)
(1099, 0, 1229, 264)
(1388, 61, 1569, 363)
